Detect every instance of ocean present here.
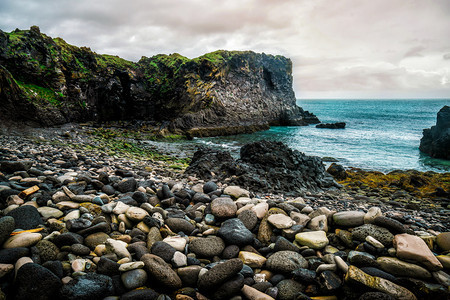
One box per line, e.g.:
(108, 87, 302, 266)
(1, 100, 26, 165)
(145, 99, 450, 172)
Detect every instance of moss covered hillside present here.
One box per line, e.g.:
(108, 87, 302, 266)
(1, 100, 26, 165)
(0, 26, 318, 135)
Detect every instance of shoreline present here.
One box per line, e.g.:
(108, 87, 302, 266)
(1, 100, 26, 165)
(0, 124, 449, 299)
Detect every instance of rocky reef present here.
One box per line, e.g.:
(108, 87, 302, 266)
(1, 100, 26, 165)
(420, 105, 450, 160)
(185, 141, 338, 195)
(316, 122, 346, 129)
(0, 26, 319, 135)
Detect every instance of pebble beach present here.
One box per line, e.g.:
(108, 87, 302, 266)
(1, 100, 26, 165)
(0, 126, 449, 300)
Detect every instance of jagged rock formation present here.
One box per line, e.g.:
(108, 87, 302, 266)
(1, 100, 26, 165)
(316, 122, 346, 129)
(185, 140, 339, 195)
(420, 106, 450, 160)
(0, 26, 319, 135)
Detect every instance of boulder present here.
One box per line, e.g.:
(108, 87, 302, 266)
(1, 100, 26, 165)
(420, 105, 450, 159)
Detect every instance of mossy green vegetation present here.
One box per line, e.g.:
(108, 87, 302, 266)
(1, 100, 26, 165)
(96, 54, 136, 70)
(85, 127, 189, 167)
(16, 80, 63, 107)
(339, 168, 450, 200)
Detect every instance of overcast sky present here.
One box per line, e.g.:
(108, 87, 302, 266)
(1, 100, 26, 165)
(1, 0, 450, 99)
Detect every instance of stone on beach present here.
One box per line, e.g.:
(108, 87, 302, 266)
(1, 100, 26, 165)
(394, 233, 443, 271)
(295, 230, 329, 249)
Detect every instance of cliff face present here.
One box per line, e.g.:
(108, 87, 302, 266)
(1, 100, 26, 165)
(420, 105, 450, 160)
(0, 26, 319, 134)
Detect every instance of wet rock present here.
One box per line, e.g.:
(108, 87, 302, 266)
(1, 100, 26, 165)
(165, 218, 195, 235)
(218, 218, 254, 246)
(266, 251, 307, 273)
(59, 273, 114, 300)
(211, 197, 237, 218)
(0, 216, 15, 245)
(345, 265, 417, 300)
(352, 224, 394, 247)
(6, 205, 43, 229)
(189, 236, 225, 257)
(376, 256, 432, 279)
(436, 232, 450, 251)
(141, 254, 182, 290)
(14, 263, 62, 300)
(333, 211, 365, 227)
(276, 279, 305, 300)
(394, 233, 443, 271)
(121, 269, 148, 290)
(295, 231, 329, 249)
(238, 251, 267, 268)
(197, 258, 243, 293)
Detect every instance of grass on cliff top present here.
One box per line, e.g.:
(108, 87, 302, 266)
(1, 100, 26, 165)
(96, 54, 136, 70)
(85, 128, 189, 169)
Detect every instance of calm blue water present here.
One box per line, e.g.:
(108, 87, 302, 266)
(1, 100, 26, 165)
(148, 99, 450, 172)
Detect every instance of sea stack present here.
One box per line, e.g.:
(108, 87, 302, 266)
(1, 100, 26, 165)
(419, 105, 450, 160)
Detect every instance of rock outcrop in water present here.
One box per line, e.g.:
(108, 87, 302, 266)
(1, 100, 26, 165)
(316, 122, 346, 129)
(419, 105, 450, 160)
(185, 140, 339, 195)
(0, 26, 319, 135)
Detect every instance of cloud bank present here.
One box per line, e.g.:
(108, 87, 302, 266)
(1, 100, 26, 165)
(1, 0, 449, 98)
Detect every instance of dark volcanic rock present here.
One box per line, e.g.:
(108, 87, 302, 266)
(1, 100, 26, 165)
(14, 263, 62, 300)
(0, 27, 319, 134)
(7, 205, 43, 229)
(197, 258, 243, 293)
(0, 247, 30, 264)
(420, 105, 450, 159)
(316, 122, 346, 129)
(185, 141, 338, 195)
(59, 273, 114, 300)
(0, 216, 15, 245)
(327, 163, 348, 180)
(217, 218, 254, 246)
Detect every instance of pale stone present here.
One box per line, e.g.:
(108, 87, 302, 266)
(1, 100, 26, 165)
(15, 257, 33, 277)
(377, 256, 432, 279)
(62, 186, 76, 198)
(125, 207, 148, 222)
(7, 195, 24, 206)
(394, 233, 443, 271)
(308, 207, 333, 220)
(334, 255, 349, 273)
(436, 232, 450, 251)
(251, 202, 269, 219)
(345, 265, 417, 300)
(316, 263, 336, 273)
(364, 206, 382, 224)
(238, 251, 267, 268)
(136, 221, 150, 233)
(105, 238, 131, 259)
(117, 257, 131, 264)
(118, 214, 133, 228)
(223, 186, 250, 199)
(72, 259, 86, 272)
(0, 264, 14, 278)
(52, 191, 70, 203)
(3, 232, 42, 249)
(290, 212, 311, 226)
(163, 236, 187, 251)
(64, 210, 81, 222)
(236, 204, 255, 215)
(118, 261, 145, 272)
(267, 214, 295, 229)
(241, 284, 275, 300)
(295, 231, 329, 249)
(172, 251, 187, 268)
(211, 197, 238, 218)
(37, 206, 64, 219)
(333, 211, 365, 227)
(113, 201, 130, 215)
(56, 201, 80, 210)
(308, 215, 328, 232)
(366, 236, 384, 249)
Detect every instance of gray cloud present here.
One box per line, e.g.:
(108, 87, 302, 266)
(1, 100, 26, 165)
(0, 0, 449, 98)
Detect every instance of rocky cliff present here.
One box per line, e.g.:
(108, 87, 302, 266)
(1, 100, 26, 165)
(419, 105, 450, 160)
(0, 26, 319, 135)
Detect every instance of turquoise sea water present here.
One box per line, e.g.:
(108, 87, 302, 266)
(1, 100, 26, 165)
(148, 99, 450, 172)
